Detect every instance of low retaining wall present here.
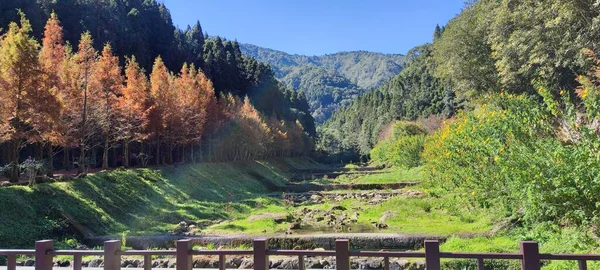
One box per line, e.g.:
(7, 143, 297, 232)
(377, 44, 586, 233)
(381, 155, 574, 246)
(279, 182, 418, 193)
(86, 233, 445, 250)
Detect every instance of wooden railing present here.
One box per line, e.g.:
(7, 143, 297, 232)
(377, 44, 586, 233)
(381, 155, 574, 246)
(1, 238, 599, 269)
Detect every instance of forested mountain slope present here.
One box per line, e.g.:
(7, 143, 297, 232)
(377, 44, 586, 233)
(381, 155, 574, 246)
(240, 43, 407, 122)
(280, 66, 363, 122)
(319, 44, 455, 160)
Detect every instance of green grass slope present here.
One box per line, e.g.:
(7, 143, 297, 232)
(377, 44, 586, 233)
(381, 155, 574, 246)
(0, 158, 323, 248)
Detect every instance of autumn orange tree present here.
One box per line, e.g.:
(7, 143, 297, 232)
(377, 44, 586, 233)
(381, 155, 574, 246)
(74, 32, 98, 172)
(266, 116, 290, 157)
(238, 96, 270, 160)
(0, 11, 59, 182)
(118, 56, 149, 167)
(90, 44, 123, 169)
(0, 13, 315, 175)
(195, 68, 218, 162)
(58, 43, 82, 170)
(148, 56, 172, 165)
(173, 64, 200, 161)
(39, 12, 65, 176)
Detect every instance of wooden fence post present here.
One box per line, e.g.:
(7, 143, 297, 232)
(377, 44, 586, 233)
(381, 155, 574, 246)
(35, 240, 53, 270)
(336, 239, 350, 270)
(104, 240, 121, 270)
(7, 253, 16, 270)
(176, 239, 193, 270)
(254, 238, 269, 270)
(520, 241, 540, 270)
(425, 240, 441, 270)
(144, 254, 152, 270)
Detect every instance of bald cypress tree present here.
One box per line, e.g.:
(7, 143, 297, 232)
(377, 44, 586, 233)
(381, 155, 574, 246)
(39, 12, 66, 176)
(0, 11, 58, 181)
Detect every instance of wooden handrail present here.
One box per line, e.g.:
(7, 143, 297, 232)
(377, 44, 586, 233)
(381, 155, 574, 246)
(0, 249, 35, 255)
(266, 250, 335, 256)
(3, 238, 600, 270)
(190, 249, 253, 255)
(440, 252, 522, 260)
(349, 250, 425, 257)
(540, 254, 600, 260)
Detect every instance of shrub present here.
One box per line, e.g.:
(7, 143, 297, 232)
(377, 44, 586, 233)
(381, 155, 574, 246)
(423, 91, 600, 227)
(371, 121, 426, 168)
(392, 135, 426, 168)
(390, 121, 427, 139)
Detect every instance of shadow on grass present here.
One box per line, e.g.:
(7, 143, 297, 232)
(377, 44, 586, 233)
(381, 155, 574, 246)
(0, 159, 303, 248)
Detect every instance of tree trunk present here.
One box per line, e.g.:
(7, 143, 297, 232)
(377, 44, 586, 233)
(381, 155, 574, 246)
(78, 146, 86, 174)
(37, 143, 44, 160)
(79, 81, 88, 174)
(8, 140, 20, 183)
(155, 137, 160, 165)
(63, 148, 70, 171)
(91, 146, 98, 170)
(112, 146, 117, 167)
(124, 141, 130, 168)
(207, 137, 212, 162)
(47, 142, 54, 177)
(0, 143, 5, 166)
(168, 144, 173, 164)
(102, 138, 109, 169)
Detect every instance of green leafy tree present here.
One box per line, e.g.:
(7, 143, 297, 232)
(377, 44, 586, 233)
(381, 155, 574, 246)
(488, 0, 600, 94)
(432, 0, 499, 99)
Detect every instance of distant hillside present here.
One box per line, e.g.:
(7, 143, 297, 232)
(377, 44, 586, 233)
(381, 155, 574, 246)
(240, 44, 407, 123)
(318, 44, 456, 159)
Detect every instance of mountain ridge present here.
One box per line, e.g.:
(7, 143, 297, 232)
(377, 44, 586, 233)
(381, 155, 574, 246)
(240, 43, 407, 123)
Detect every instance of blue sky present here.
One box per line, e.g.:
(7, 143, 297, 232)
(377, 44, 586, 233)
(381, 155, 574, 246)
(161, 0, 465, 56)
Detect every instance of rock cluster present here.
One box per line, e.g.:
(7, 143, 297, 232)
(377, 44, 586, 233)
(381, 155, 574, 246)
(279, 200, 404, 233)
(291, 205, 359, 232)
(169, 220, 221, 235)
(283, 190, 422, 206)
(169, 221, 197, 235)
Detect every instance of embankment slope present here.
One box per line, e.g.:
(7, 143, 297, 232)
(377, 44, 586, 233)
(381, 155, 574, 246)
(0, 158, 323, 248)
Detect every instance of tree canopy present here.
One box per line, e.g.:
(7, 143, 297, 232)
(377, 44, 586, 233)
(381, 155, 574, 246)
(0, 5, 316, 181)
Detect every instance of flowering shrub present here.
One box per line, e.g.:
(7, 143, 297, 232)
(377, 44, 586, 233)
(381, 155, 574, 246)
(422, 92, 600, 226)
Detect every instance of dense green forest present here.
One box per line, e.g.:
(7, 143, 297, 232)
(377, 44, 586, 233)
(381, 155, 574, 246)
(280, 66, 363, 123)
(241, 44, 406, 122)
(0, 0, 316, 182)
(319, 44, 455, 160)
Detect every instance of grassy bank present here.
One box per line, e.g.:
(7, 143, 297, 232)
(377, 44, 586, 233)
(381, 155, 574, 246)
(206, 189, 496, 236)
(0, 158, 324, 248)
(207, 166, 497, 236)
(315, 166, 423, 185)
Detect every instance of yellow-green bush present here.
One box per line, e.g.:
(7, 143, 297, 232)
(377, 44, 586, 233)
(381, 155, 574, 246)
(371, 121, 427, 168)
(390, 121, 427, 139)
(422, 91, 600, 227)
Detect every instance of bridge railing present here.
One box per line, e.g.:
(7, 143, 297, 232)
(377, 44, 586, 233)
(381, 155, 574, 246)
(1, 238, 599, 270)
